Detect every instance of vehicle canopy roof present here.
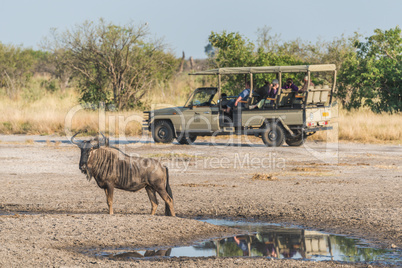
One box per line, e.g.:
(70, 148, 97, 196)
(190, 64, 336, 75)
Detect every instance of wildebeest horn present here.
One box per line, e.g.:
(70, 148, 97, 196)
(71, 131, 83, 145)
(99, 132, 109, 146)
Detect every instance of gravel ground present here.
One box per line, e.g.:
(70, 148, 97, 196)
(0, 134, 401, 267)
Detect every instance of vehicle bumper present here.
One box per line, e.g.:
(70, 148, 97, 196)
(305, 126, 333, 132)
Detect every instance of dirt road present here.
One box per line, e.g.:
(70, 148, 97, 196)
(0, 135, 400, 267)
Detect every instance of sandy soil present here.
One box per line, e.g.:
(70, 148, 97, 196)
(0, 134, 401, 267)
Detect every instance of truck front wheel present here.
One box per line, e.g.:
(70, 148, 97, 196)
(261, 123, 285, 147)
(176, 133, 197, 145)
(152, 120, 174, 143)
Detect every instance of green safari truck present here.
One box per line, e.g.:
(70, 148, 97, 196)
(143, 64, 335, 147)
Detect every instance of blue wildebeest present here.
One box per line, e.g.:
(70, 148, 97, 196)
(71, 132, 175, 216)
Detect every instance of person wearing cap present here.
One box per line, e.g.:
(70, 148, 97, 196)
(282, 78, 299, 92)
(249, 79, 279, 109)
(268, 79, 280, 98)
(301, 75, 315, 92)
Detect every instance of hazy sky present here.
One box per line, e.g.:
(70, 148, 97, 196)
(0, 0, 400, 59)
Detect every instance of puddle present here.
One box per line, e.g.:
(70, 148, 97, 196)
(0, 210, 40, 216)
(89, 219, 401, 265)
(0, 210, 14, 216)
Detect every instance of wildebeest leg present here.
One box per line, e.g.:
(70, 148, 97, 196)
(104, 186, 114, 215)
(155, 188, 175, 217)
(145, 186, 158, 215)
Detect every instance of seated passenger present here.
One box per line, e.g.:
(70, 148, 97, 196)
(253, 81, 271, 103)
(249, 79, 279, 109)
(268, 79, 280, 98)
(282, 78, 299, 92)
(219, 93, 228, 108)
(224, 81, 251, 113)
(300, 75, 315, 92)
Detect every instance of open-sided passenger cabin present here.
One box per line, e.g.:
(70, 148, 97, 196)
(191, 65, 335, 112)
(305, 85, 331, 107)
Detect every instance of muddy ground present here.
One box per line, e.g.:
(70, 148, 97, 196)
(0, 134, 400, 267)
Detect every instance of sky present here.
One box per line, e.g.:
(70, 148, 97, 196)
(0, 0, 400, 59)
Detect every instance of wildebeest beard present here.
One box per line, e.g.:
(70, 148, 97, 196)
(82, 162, 93, 181)
(79, 146, 96, 181)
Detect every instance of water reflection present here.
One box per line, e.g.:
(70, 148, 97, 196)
(103, 249, 172, 259)
(98, 220, 400, 264)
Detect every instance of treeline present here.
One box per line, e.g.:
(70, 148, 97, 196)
(206, 26, 402, 113)
(1, 19, 181, 110)
(0, 20, 401, 113)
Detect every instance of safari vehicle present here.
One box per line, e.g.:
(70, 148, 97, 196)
(143, 64, 335, 147)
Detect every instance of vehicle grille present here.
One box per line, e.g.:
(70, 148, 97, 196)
(142, 111, 150, 135)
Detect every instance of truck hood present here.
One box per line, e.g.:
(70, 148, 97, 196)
(151, 106, 186, 115)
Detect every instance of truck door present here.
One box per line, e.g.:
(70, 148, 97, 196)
(181, 88, 219, 134)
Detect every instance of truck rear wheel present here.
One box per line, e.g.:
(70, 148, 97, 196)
(261, 123, 285, 147)
(285, 135, 306, 146)
(152, 120, 174, 143)
(176, 133, 197, 145)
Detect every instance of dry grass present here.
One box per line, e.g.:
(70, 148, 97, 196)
(250, 173, 278, 181)
(0, 88, 143, 136)
(291, 167, 329, 172)
(147, 74, 207, 106)
(0, 75, 209, 136)
(0, 76, 401, 144)
(312, 108, 402, 144)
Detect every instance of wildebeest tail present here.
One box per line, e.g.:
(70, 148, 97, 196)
(165, 166, 174, 216)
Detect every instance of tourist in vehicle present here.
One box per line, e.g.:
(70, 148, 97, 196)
(282, 78, 299, 92)
(253, 81, 271, 102)
(269, 79, 280, 98)
(224, 81, 251, 113)
(249, 79, 279, 109)
(300, 75, 315, 92)
(233, 236, 249, 256)
(219, 93, 229, 108)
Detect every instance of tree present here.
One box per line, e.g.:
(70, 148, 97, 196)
(206, 30, 302, 93)
(256, 26, 358, 72)
(338, 26, 402, 112)
(206, 31, 256, 94)
(0, 43, 35, 98)
(45, 19, 179, 110)
(208, 31, 255, 68)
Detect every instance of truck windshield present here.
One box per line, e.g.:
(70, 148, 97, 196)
(186, 88, 217, 107)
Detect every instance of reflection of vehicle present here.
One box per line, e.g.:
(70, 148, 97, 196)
(143, 65, 335, 146)
(211, 228, 332, 259)
(99, 225, 390, 262)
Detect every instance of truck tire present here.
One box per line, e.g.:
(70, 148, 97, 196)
(285, 135, 306, 146)
(261, 123, 285, 147)
(152, 120, 174, 143)
(176, 133, 197, 145)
